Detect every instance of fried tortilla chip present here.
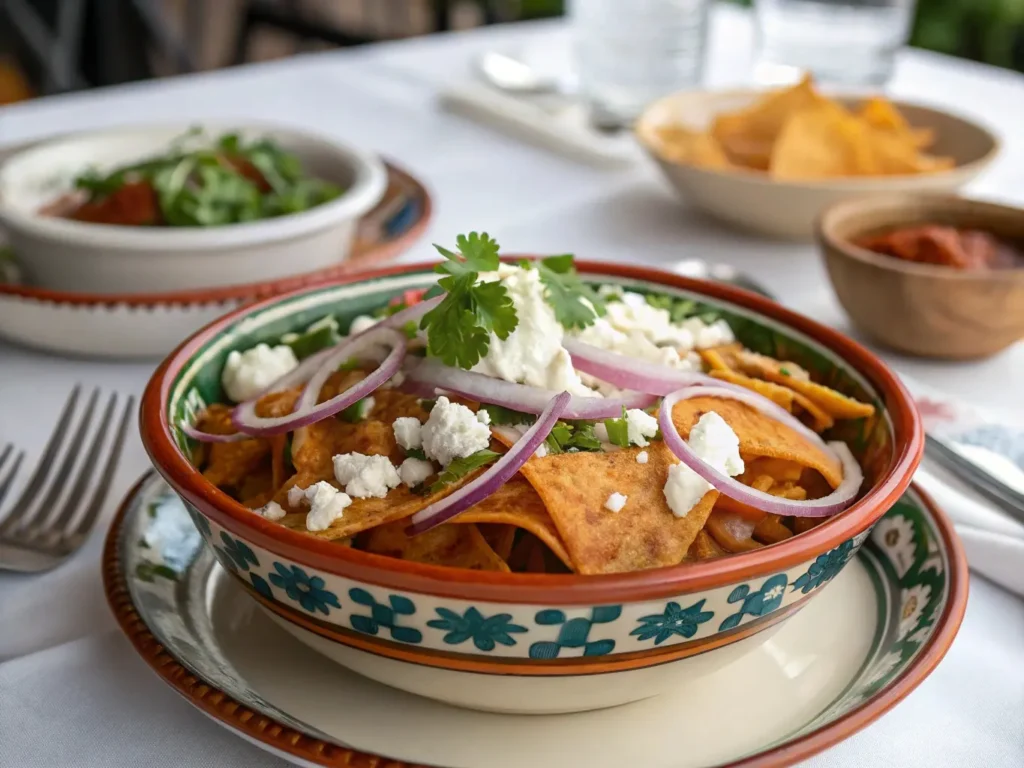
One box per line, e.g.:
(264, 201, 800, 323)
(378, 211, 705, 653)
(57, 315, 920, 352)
(705, 510, 762, 553)
(452, 477, 573, 570)
(712, 76, 825, 170)
(671, 396, 843, 488)
(858, 96, 934, 149)
(518, 443, 716, 575)
(759, 371, 875, 420)
(477, 523, 516, 562)
(770, 101, 869, 180)
(752, 513, 794, 545)
(199, 405, 270, 489)
(370, 388, 430, 423)
(362, 520, 509, 572)
(709, 369, 796, 411)
(655, 126, 733, 169)
(687, 528, 727, 560)
(291, 419, 400, 477)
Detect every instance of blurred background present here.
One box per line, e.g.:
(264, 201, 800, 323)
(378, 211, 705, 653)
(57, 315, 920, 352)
(1, 0, 1022, 106)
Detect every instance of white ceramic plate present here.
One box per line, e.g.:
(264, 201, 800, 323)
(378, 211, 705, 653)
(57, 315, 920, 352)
(104, 473, 967, 768)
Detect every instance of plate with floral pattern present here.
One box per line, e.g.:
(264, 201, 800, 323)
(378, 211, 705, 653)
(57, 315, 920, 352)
(104, 472, 966, 768)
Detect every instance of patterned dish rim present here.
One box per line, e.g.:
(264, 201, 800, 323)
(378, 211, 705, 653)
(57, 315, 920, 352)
(140, 260, 924, 605)
(102, 472, 969, 768)
(0, 160, 431, 308)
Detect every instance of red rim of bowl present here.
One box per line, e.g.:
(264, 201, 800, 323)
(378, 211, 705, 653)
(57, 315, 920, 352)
(140, 259, 924, 605)
(0, 160, 431, 307)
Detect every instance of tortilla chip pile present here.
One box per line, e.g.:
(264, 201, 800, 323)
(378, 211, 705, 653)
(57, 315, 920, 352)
(197, 346, 875, 576)
(652, 76, 955, 180)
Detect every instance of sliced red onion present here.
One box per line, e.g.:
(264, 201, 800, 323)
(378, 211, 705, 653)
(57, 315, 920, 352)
(180, 421, 252, 444)
(563, 337, 721, 395)
(407, 392, 570, 535)
(658, 386, 862, 518)
(405, 358, 656, 420)
(231, 326, 406, 437)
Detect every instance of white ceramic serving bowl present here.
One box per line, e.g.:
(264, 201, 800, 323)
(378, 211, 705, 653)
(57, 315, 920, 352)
(635, 89, 999, 240)
(0, 123, 388, 293)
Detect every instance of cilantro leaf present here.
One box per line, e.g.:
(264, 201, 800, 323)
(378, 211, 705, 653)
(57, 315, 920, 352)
(405, 448, 428, 461)
(567, 422, 603, 452)
(430, 449, 501, 493)
(603, 408, 630, 448)
(421, 288, 492, 370)
(481, 404, 534, 426)
(338, 398, 374, 423)
(537, 254, 605, 330)
(470, 279, 517, 341)
(420, 233, 518, 369)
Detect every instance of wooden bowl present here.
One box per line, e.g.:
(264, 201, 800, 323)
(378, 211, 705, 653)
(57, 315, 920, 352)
(817, 194, 1024, 359)
(636, 89, 1000, 240)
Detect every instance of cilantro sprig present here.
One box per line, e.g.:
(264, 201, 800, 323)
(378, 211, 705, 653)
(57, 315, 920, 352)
(536, 254, 605, 330)
(419, 233, 518, 369)
(543, 420, 604, 454)
(429, 449, 501, 493)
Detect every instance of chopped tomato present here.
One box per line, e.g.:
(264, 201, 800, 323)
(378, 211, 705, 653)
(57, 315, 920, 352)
(68, 181, 161, 226)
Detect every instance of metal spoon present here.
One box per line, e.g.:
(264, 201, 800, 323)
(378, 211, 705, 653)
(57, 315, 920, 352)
(476, 52, 567, 95)
(672, 260, 776, 300)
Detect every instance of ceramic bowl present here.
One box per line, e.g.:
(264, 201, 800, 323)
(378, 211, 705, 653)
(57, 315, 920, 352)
(0, 123, 388, 293)
(818, 194, 1024, 359)
(635, 89, 999, 240)
(140, 262, 922, 715)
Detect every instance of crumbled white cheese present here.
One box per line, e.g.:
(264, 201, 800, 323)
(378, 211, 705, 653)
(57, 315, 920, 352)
(257, 500, 286, 521)
(303, 481, 353, 532)
(604, 492, 628, 513)
(221, 343, 298, 403)
(398, 457, 435, 488)
(420, 396, 492, 467)
(383, 371, 406, 389)
(349, 314, 380, 335)
(663, 412, 745, 518)
(570, 294, 734, 393)
(287, 485, 306, 508)
(476, 409, 491, 426)
(333, 453, 402, 499)
(625, 409, 659, 447)
(473, 264, 594, 396)
(682, 317, 735, 349)
(393, 417, 424, 451)
(636, 450, 649, 464)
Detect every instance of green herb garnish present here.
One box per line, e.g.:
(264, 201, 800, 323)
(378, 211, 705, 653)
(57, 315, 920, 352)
(430, 449, 501, 492)
(779, 367, 791, 376)
(337, 358, 363, 372)
(419, 232, 518, 369)
(405, 448, 428, 461)
(603, 408, 631, 448)
(419, 398, 436, 413)
(536, 254, 605, 330)
(481, 403, 535, 427)
(338, 398, 374, 423)
(72, 129, 342, 227)
(282, 316, 342, 360)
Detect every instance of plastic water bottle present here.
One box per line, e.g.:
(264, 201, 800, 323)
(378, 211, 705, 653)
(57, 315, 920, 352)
(570, 0, 711, 128)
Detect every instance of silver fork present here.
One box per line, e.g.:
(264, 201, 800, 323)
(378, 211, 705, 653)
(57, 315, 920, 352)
(0, 386, 134, 573)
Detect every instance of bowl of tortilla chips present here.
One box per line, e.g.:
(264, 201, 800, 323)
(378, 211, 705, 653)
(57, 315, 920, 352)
(141, 248, 922, 715)
(636, 77, 998, 239)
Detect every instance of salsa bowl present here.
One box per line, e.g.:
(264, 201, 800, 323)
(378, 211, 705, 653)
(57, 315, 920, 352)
(140, 262, 922, 714)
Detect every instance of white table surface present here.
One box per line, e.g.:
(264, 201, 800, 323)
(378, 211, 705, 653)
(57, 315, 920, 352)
(1, 5, 1022, 767)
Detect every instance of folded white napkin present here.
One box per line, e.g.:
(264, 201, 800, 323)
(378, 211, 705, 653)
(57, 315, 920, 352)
(914, 460, 1024, 597)
(438, 82, 641, 167)
(899, 375, 1024, 597)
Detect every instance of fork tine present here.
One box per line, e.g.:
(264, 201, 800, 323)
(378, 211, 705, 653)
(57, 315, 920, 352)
(48, 392, 117, 535)
(12, 388, 100, 536)
(0, 386, 82, 536)
(68, 394, 134, 543)
(0, 446, 25, 511)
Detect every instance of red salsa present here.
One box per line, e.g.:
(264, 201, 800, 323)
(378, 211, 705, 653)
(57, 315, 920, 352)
(855, 225, 1023, 270)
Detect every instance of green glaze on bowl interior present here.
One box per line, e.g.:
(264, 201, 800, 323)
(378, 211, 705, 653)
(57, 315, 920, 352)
(140, 260, 922, 695)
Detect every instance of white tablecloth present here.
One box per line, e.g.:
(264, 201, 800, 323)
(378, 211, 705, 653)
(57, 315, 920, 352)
(1, 6, 1022, 767)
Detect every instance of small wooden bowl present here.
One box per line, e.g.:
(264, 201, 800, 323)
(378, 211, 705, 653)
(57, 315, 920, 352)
(817, 194, 1024, 359)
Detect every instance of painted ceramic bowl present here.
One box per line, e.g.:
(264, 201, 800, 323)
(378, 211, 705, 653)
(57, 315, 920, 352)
(140, 262, 923, 714)
(0, 123, 387, 293)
